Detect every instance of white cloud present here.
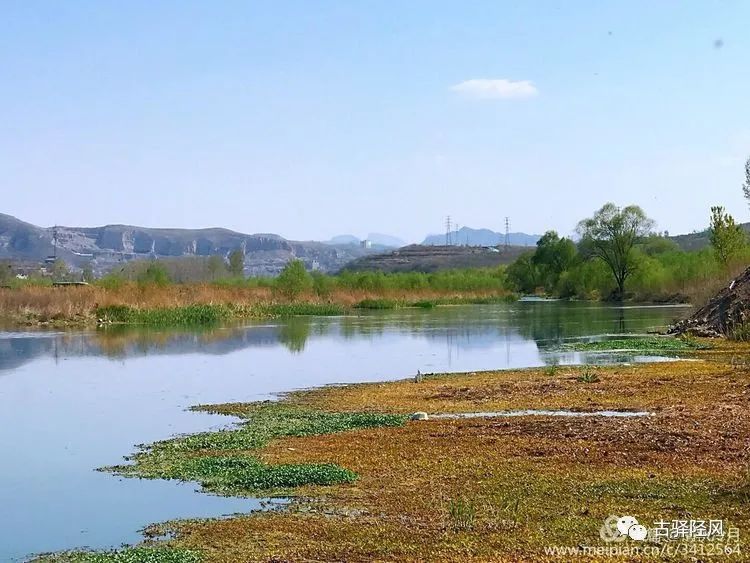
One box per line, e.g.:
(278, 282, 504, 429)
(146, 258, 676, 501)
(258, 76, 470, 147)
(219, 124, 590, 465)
(450, 78, 538, 100)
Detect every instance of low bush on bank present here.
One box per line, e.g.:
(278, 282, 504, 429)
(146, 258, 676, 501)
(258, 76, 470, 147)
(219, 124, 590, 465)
(730, 322, 750, 342)
(354, 298, 399, 309)
(576, 365, 600, 383)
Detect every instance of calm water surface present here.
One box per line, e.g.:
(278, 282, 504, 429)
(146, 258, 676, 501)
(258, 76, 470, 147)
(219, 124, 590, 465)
(0, 302, 690, 561)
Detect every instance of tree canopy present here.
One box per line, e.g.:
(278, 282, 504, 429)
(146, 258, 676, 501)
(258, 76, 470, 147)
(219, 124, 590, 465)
(532, 231, 577, 292)
(576, 203, 655, 299)
(709, 206, 746, 268)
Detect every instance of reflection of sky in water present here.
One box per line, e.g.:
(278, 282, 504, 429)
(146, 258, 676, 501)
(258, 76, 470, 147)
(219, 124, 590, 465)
(0, 302, 689, 561)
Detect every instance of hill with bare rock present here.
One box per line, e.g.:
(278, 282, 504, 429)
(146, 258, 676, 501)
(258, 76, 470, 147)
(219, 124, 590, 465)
(341, 244, 528, 273)
(0, 213, 378, 276)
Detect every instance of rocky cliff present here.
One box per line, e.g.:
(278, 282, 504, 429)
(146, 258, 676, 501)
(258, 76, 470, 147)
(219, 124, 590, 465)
(0, 213, 377, 275)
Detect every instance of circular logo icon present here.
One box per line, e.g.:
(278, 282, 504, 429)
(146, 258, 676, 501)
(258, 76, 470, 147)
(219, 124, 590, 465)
(601, 515, 647, 543)
(628, 524, 648, 541)
(600, 515, 627, 543)
(617, 516, 639, 536)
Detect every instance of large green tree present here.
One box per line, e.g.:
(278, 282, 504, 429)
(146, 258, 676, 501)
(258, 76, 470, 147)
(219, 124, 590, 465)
(506, 252, 539, 294)
(576, 203, 655, 300)
(275, 259, 313, 300)
(531, 230, 577, 292)
(709, 205, 746, 268)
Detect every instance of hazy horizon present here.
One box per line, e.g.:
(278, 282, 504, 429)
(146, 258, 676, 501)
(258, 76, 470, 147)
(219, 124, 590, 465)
(3, 2, 749, 242)
(2, 208, 724, 246)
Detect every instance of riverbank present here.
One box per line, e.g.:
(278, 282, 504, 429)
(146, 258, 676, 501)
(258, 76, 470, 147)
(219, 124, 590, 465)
(39, 339, 750, 562)
(0, 284, 515, 327)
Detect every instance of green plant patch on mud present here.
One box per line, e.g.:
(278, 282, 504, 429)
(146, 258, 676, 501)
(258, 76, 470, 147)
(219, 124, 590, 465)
(354, 295, 515, 311)
(354, 298, 399, 309)
(560, 336, 709, 352)
(186, 403, 409, 447)
(106, 403, 407, 495)
(258, 303, 347, 317)
(95, 296, 520, 327)
(34, 546, 201, 563)
(411, 299, 437, 308)
(169, 457, 356, 492)
(96, 304, 230, 326)
(96, 302, 347, 326)
(579, 476, 719, 503)
(428, 294, 517, 305)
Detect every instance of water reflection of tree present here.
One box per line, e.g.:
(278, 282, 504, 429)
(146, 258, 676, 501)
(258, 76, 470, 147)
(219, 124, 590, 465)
(92, 319, 317, 357)
(278, 317, 312, 353)
(1, 303, 685, 369)
(512, 302, 669, 347)
(258, 305, 673, 354)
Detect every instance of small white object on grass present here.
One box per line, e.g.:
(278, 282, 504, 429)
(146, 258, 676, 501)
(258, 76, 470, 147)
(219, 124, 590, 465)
(410, 412, 429, 421)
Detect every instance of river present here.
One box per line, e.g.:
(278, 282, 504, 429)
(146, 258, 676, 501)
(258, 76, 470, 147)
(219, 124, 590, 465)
(0, 301, 690, 561)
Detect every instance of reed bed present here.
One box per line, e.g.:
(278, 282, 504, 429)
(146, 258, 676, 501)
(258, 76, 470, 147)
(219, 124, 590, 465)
(0, 283, 512, 326)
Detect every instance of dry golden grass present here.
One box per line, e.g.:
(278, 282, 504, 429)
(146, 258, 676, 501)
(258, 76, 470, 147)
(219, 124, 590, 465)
(0, 284, 509, 325)
(0, 284, 267, 323)
(145, 350, 750, 562)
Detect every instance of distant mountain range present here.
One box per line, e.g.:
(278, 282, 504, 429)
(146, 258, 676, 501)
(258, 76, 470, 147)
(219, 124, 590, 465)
(0, 213, 380, 276)
(328, 227, 544, 249)
(1, 211, 730, 277)
(422, 227, 541, 247)
(325, 233, 407, 248)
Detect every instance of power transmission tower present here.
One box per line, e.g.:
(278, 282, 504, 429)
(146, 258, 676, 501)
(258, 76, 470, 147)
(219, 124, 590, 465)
(445, 216, 452, 246)
(454, 223, 460, 246)
(504, 217, 510, 252)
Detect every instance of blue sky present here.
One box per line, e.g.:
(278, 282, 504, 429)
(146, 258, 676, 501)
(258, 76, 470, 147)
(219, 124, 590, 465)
(2, 1, 749, 242)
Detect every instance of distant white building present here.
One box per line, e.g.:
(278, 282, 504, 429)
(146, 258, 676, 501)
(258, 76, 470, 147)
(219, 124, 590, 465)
(360, 239, 372, 249)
